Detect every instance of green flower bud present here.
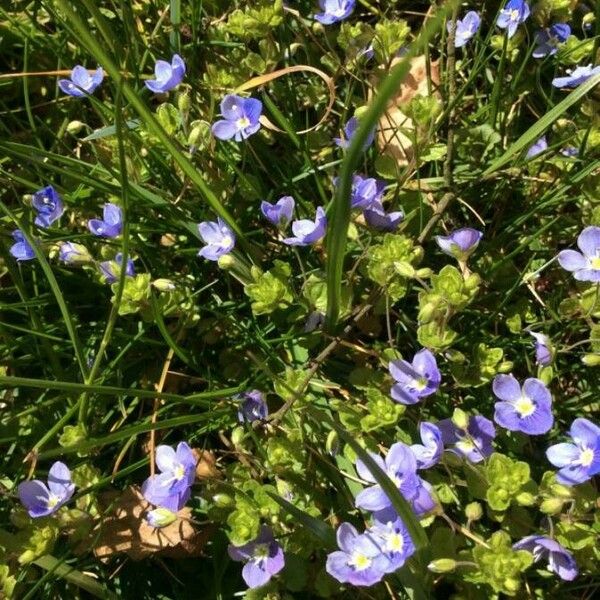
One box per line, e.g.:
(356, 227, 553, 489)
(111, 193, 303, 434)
(465, 501, 483, 521)
(152, 278, 176, 292)
(326, 430, 339, 456)
(213, 493, 235, 508)
(177, 92, 191, 114)
(66, 120, 86, 134)
(415, 267, 433, 278)
(550, 482, 573, 499)
(515, 491, 536, 506)
(428, 559, 457, 573)
(582, 353, 600, 366)
(451, 408, 469, 430)
(497, 361, 513, 373)
(218, 255, 236, 270)
(394, 261, 415, 278)
(540, 497, 564, 514)
(147, 507, 178, 528)
(231, 426, 246, 446)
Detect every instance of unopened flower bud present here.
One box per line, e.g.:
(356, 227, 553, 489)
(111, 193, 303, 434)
(67, 120, 86, 134)
(540, 498, 564, 515)
(213, 493, 235, 508)
(582, 354, 600, 366)
(445, 350, 466, 363)
(415, 267, 433, 278)
(177, 92, 191, 114)
(218, 254, 236, 270)
(231, 426, 245, 446)
(550, 482, 573, 499)
(146, 508, 177, 528)
(451, 408, 469, 430)
(465, 502, 483, 521)
(497, 361, 513, 373)
(152, 278, 176, 292)
(428, 559, 457, 573)
(394, 261, 415, 278)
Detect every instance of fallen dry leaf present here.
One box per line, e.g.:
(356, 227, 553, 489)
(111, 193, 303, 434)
(371, 55, 440, 167)
(92, 486, 212, 561)
(192, 449, 221, 480)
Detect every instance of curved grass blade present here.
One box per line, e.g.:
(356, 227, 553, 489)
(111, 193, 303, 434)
(267, 492, 336, 549)
(483, 72, 600, 176)
(324, 4, 454, 330)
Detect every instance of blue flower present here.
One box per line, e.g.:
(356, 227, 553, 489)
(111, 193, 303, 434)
(32, 185, 64, 228)
(344, 174, 386, 209)
(59, 242, 92, 265)
(546, 417, 600, 485)
(58, 66, 103, 97)
(282, 206, 327, 246)
(314, 0, 355, 25)
(99, 253, 135, 283)
(18, 462, 75, 518)
(533, 24, 570, 58)
(212, 95, 262, 142)
(142, 442, 197, 512)
(557, 226, 600, 282)
(355, 442, 421, 512)
(326, 523, 388, 587)
(334, 117, 375, 150)
(435, 228, 482, 261)
(526, 135, 548, 158)
(496, 0, 530, 38)
(529, 331, 553, 366)
(145, 54, 185, 93)
(237, 390, 268, 423)
(197, 218, 236, 261)
(261, 196, 295, 228)
(438, 415, 496, 463)
(492, 374, 554, 435)
(368, 518, 415, 573)
(9, 230, 35, 261)
(513, 536, 578, 581)
(363, 202, 404, 231)
(228, 526, 285, 589)
(88, 203, 122, 238)
(450, 11, 481, 48)
(552, 64, 600, 88)
(388, 349, 441, 405)
(410, 422, 443, 469)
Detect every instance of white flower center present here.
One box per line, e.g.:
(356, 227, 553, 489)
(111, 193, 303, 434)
(253, 543, 270, 561)
(510, 9, 520, 21)
(349, 552, 372, 571)
(46, 494, 61, 509)
(413, 377, 428, 392)
(173, 464, 185, 480)
(580, 447, 594, 467)
(221, 234, 233, 247)
(236, 117, 250, 129)
(515, 395, 535, 417)
(456, 439, 475, 454)
(590, 257, 600, 269)
(386, 532, 404, 553)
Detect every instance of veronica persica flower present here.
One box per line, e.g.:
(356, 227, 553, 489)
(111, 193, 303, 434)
(552, 64, 600, 88)
(526, 135, 548, 159)
(557, 226, 600, 282)
(368, 518, 415, 573)
(326, 523, 388, 587)
(314, 0, 355, 25)
(363, 202, 404, 231)
(197, 218, 236, 261)
(58, 66, 103, 97)
(435, 228, 482, 261)
(355, 442, 420, 512)
(533, 24, 570, 58)
(145, 54, 185, 93)
(237, 390, 268, 423)
(389, 349, 441, 405)
(497, 0, 530, 38)
(228, 526, 285, 589)
(261, 196, 295, 228)
(32, 185, 64, 228)
(530, 331, 553, 366)
(88, 203, 122, 238)
(212, 95, 262, 142)
(546, 418, 600, 485)
(450, 11, 481, 47)
(18, 462, 75, 518)
(142, 442, 197, 512)
(334, 117, 375, 151)
(59, 242, 92, 265)
(513, 536, 578, 581)
(410, 422, 443, 469)
(99, 253, 135, 283)
(334, 174, 385, 210)
(9, 230, 35, 261)
(438, 415, 496, 463)
(282, 206, 327, 246)
(492, 375, 554, 435)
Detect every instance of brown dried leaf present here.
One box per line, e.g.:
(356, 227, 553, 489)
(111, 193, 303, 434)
(92, 486, 211, 561)
(372, 55, 440, 167)
(192, 449, 221, 480)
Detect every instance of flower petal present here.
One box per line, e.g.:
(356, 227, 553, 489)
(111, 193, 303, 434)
(557, 249, 587, 272)
(546, 442, 579, 468)
(569, 417, 600, 448)
(577, 226, 600, 259)
(492, 374, 521, 402)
